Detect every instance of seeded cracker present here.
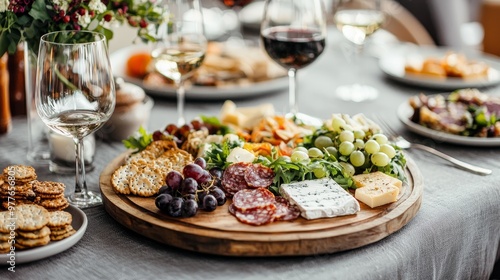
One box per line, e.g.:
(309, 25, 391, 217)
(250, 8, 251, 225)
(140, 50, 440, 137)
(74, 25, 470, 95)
(17, 226, 51, 239)
(3, 165, 37, 182)
(112, 163, 141, 195)
(126, 150, 156, 166)
(16, 235, 51, 248)
(32, 181, 65, 195)
(50, 225, 73, 236)
(50, 228, 76, 241)
(129, 165, 165, 197)
(47, 211, 72, 228)
(39, 197, 69, 210)
(15, 204, 49, 231)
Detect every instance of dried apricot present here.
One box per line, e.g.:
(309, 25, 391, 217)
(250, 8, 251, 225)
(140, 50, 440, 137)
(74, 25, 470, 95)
(126, 52, 152, 78)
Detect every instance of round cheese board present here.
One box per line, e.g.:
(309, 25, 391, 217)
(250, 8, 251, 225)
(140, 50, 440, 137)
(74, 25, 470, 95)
(99, 152, 423, 257)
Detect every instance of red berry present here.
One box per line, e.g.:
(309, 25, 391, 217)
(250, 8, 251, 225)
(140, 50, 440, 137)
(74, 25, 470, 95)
(139, 19, 148, 28)
(89, 11, 95, 17)
(103, 14, 112, 22)
(78, 8, 86, 15)
(63, 15, 71, 23)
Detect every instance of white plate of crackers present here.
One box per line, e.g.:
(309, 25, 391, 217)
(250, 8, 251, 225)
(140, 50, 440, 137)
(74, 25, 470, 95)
(0, 205, 87, 264)
(379, 45, 500, 90)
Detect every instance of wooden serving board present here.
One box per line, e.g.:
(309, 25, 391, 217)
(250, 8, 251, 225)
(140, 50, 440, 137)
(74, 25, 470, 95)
(99, 152, 424, 257)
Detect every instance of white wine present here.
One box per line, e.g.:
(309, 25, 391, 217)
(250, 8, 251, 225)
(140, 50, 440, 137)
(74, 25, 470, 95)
(45, 109, 108, 139)
(152, 46, 205, 83)
(334, 9, 384, 45)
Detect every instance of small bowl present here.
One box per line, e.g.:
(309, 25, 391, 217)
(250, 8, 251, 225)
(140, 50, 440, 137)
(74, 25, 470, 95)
(101, 95, 154, 142)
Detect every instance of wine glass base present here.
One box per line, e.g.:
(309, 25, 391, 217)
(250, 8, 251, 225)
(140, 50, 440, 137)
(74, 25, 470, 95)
(336, 84, 379, 102)
(285, 112, 323, 127)
(68, 191, 102, 208)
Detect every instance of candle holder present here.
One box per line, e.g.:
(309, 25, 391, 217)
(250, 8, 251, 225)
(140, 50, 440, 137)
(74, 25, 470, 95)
(48, 132, 96, 174)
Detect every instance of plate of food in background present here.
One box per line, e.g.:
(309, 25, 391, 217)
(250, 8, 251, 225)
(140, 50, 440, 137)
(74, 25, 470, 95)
(110, 42, 287, 100)
(397, 88, 500, 146)
(379, 45, 500, 90)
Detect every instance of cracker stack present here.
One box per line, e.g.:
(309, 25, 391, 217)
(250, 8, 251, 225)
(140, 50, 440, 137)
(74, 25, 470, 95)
(47, 211, 75, 241)
(112, 140, 194, 197)
(14, 205, 51, 250)
(1, 165, 39, 208)
(0, 211, 15, 253)
(33, 181, 69, 211)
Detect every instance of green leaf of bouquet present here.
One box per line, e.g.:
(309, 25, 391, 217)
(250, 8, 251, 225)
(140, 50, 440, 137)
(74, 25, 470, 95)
(29, 0, 51, 21)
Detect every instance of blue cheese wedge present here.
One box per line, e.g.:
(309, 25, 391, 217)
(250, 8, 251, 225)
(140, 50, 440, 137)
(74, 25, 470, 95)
(279, 178, 360, 220)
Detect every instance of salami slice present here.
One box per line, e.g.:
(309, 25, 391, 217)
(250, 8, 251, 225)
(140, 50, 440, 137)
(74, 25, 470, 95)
(232, 188, 275, 212)
(228, 203, 237, 215)
(221, 162, 251, 197)
(234, 204, 277, 226)
(244, 164, 275, 188)
(274, 196, 301, 221)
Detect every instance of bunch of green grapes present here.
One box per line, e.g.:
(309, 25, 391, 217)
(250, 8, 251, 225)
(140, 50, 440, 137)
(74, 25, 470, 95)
(300, 116, 400, 176)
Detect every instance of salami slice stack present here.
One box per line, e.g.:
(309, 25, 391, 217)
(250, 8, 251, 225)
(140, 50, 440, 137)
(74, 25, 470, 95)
(223, 162, 300, 226)
(221, 163, 275, 197)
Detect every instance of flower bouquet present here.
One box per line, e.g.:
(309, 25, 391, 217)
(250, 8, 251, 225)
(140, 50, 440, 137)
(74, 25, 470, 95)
(0, 0, 167, 57)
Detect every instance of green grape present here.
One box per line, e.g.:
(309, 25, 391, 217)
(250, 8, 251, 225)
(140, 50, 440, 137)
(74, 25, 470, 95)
(354, 139, 365, 150)
(372, 134, 389, 145)
(365, 139, 380, 154)
(379, 144, 396, 159)
(279, 156, 292, 163)
(293, 146, 308, 153)
(339, 130, 355, 143)
(331, 116, 346, 132)
(308, 147, 324, 158)
(353, 130, 366, 139)
(291, 151, 310, 164)
(339, 141, 355, 156)
(371, 152, 390, 167)
(339, 162, 355, 176)
(311, 163, 327, 178)
(349, 151, 365, 167)
(314, 136, 334, 149)
(325, 146, 338, 158)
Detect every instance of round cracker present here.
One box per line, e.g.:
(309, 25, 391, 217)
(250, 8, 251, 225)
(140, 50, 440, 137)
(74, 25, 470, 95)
(16, 235, 50, 248)
(3, 165, 37, 181)
(32, 181, 65, 195)
(17, 226, 51, 239)
(50, 228, 76, 241)
(15, 204, 49, 231)
(129, 165, 165, 197)
(47, 211, 72, 228)
(39, 197, 68, 209)
(111, 164, 141, 195)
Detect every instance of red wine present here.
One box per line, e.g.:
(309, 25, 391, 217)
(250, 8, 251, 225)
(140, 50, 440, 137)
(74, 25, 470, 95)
(221, 0, 252, 8)
(261, 27, 325, 69)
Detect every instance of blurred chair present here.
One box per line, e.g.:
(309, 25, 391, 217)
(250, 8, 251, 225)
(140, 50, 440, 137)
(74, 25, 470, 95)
(480, 0, 500, 56)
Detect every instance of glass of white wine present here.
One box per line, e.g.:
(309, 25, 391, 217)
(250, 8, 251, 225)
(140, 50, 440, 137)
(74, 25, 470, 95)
(36, 30, 116, 208)
(333, 0, 385, 102)
(153, 0, 207, 126)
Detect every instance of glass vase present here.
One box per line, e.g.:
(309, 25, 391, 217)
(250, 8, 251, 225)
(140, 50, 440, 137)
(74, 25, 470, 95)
(24, 41, 50, 163)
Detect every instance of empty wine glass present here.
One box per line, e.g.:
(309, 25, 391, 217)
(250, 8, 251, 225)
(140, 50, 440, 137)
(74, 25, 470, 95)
(333, 0, 385, 102)
(261, 0, 327, 125)
(152, 0, 207, 126)
(36, 30, 115, 208)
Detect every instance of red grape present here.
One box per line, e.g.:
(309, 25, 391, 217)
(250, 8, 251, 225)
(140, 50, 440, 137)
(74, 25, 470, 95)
(183, 163, 204, 180)
(166, 170, 183, 190)
(155, 193, 173, 212)
(196, 170, 212, 185)
(167, 197, 184, 217)
(181, 177, 198, 195)
(203, 195, 217, 212)
(165, 124, 178, 135)
(194, 157, 207, 169)
(182, 199, 198, 217)
(210, 187, 226, 206)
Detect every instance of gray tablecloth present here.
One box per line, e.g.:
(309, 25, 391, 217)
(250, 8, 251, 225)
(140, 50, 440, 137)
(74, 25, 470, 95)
(1, 29, 499, 280)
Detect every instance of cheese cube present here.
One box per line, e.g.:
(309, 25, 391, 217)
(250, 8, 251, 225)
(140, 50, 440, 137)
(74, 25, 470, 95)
(352, 171, 402, 189)
(354, 185, 399, 208)
(280, 178, 360, 220)
(226, 147, 255, 163)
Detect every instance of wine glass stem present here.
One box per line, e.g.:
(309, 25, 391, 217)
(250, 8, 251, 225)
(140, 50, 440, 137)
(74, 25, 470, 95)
(288, 68, 298, 115)
(177, 80, 186, 126)
(74, 137, 88, 197)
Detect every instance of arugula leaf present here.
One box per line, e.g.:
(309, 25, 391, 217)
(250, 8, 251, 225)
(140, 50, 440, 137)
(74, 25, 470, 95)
(122, 126, 152, 153)
(200, 115, 233, 135)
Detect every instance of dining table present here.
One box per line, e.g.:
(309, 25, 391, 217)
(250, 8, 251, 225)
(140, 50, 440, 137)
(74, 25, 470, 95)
(1, 24, 499, 279)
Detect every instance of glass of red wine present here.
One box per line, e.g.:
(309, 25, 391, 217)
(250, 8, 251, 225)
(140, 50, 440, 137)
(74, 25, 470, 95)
(261, 0, 327, 125)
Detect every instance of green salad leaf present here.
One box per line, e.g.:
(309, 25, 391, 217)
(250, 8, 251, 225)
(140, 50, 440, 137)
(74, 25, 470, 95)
(122, 126, 153, 153)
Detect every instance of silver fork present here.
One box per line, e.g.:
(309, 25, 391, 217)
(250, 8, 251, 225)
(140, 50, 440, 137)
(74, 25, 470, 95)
(374, 116, 492, 176)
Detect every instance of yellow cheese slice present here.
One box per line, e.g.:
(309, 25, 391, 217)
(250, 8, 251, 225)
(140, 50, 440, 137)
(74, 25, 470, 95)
(354, 184, 400, 208)
(352, 171, 402, 189)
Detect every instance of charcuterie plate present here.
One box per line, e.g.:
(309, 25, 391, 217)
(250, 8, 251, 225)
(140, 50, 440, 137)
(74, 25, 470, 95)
(100, 152, 423, 257)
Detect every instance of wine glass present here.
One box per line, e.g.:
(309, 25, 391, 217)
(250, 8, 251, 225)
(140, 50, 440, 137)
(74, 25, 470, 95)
(219, 0, 253, 45)
(261, 0, 327, 125)
(152, 0, 207, 126)
(35, 30, 115, 208)
(333, 0, 385, 102)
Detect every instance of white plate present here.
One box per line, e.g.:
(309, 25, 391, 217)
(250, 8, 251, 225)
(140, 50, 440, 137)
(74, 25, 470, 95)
(0, 205, 87, 265)
(379, 45, 500, 90)
(110, 44, 288, 100)
(397, 100, 500, 146)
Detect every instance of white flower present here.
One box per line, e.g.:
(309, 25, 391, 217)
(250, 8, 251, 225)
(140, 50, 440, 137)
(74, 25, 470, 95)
(89, 0, 106, 13)
(52, 0, 70, 12)
(77, 11, 92, 28)
(0, 0, 9, 12)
